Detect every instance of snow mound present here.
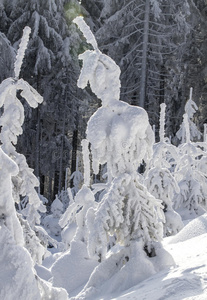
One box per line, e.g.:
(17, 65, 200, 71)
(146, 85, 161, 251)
(51, 240, 98, 296)
(169, 213, 207, 244)
(73, 241, 174, 300)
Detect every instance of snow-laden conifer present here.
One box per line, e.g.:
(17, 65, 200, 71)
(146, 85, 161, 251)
(0, 26, 50, 262)
(74, 17, 166, 264)
(176, 88, 202, 142)
(174, 111, 207, 218)
(59, 185, 97, 250)
(145, 103, 183, 236)
(0, 27, 44, 218)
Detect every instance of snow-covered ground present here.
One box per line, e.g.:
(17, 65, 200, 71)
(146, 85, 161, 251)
(33, 213, 207, 300)
(113, 215, 207, 300)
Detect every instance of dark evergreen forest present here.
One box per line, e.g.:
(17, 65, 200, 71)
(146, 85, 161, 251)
(1, 0, 207, 202)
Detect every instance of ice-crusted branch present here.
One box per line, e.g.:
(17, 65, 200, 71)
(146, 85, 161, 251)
(73, 16, 98, 50)
(159, 103, 166, 143)
(183, 113, 190, 143)
(14, 26, 31, 80)
(81, 139, 90, 187)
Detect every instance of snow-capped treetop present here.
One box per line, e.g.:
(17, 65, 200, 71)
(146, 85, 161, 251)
(150, 103, 179, 170)
(176, 88, 201, 142)
(185, 87, 196, 119)
(73, 16, 121, 106)
(74, 17, 154, 179)
(86, 101, 154, 178)
(51, 195, 63, 218)
(14, 26, 31, 80)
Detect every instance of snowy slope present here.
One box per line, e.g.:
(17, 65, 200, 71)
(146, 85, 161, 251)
(113, 215, 207, 300)
(37, 214, 207, 300)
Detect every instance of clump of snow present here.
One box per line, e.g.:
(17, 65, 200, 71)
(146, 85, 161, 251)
(169, 213, 207, 244)
(87, 101, 154, 178)
(51, 240, 98, 296)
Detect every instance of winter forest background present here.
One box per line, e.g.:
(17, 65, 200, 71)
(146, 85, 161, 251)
(2, 0, 207, 299)
(1, 0, 207, 201)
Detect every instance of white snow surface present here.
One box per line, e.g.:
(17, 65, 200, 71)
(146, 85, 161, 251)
(38, 214, 207, 300)
(112, 215, 207, 300)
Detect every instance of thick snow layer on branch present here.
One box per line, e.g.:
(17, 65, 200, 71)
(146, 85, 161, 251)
(87, 173, 164, 259)
(159, 103, 166, 143)
(14, 26, 31, 79)
(81, 139, 90, 187)
(0, 148, 24, 246)
(87, 100, 154, 177)
(0, 223, 41, 300)
(74, 17, 121, 105)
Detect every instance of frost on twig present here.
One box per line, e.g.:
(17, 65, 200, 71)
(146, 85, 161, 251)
(14, 26, 31, 80)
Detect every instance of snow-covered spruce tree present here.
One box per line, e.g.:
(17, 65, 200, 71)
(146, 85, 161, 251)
(145, 103, 183, 236)
(0, 27, 58, 263)
(69, 17, 174, 298)
(176, 88, 202, 143)
(59, 139, 96, 250)
(174, 112, 207, 219)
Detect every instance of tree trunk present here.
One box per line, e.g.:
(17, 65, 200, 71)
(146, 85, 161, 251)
(139, 0, 150, 108)
(58, 105, 66, 193)
(70, 129, 78, 188)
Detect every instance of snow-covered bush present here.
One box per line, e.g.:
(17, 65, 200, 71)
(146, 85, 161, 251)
(60, 185, 97, 249)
